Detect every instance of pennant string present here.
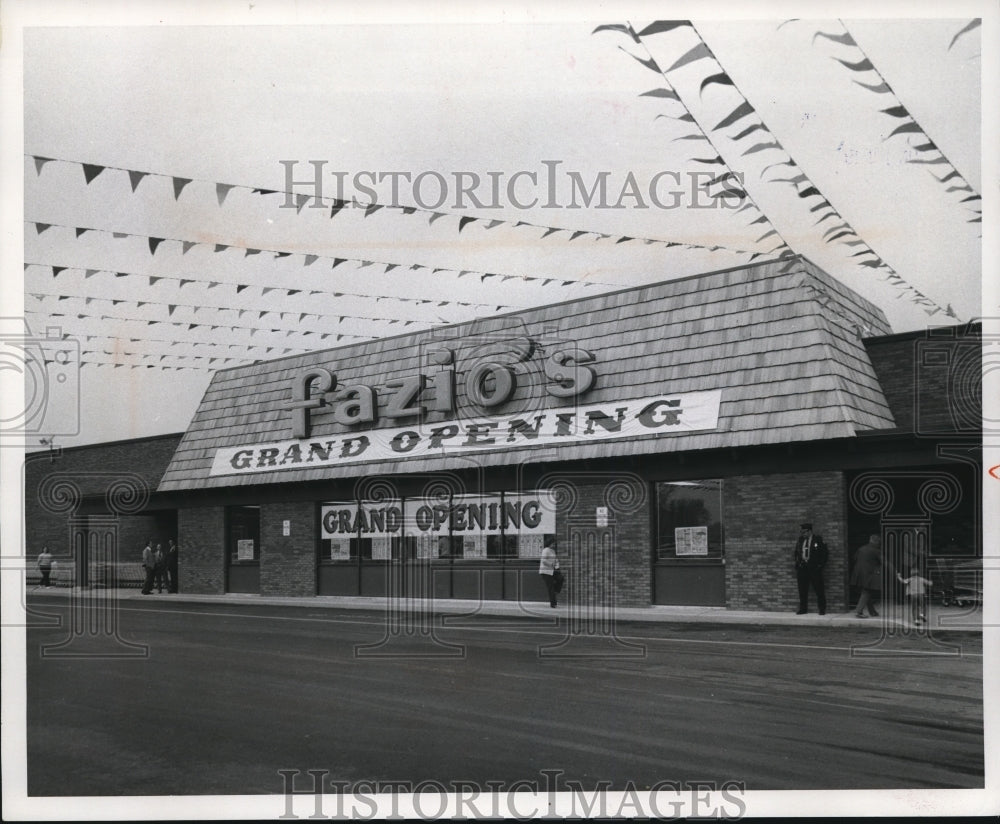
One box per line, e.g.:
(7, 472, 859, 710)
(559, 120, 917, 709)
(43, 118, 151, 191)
(25, 153, 765, 259)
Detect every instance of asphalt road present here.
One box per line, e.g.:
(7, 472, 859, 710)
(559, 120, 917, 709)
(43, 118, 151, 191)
(23, 596, 983, 796)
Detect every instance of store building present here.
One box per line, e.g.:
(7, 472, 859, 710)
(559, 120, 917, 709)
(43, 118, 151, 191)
(25, 256, 982, 611)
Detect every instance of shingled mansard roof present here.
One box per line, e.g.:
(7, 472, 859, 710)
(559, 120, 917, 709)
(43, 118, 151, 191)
(158, 256, 896, 491)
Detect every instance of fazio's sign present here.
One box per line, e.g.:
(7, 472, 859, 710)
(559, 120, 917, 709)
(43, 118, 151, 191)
(208, 341, 722, 477)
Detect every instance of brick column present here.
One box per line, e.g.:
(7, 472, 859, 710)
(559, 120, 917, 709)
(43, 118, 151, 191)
(260, 501, 317, 597)
(178, 506, 225, 594)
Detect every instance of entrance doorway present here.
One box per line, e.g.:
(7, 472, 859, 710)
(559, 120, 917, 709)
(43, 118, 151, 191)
(226, 506, 260, 593)
(652, 479, 726, 606)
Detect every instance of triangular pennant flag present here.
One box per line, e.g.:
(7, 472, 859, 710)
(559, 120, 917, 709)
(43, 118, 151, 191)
(428, 212, 447, 225)
(82, 163, 105, 184)
(35, 223, 51, 234)
(33, 156, 54, 175)
(364, 203, 383, 218)
(295, 193, 310, 214)
(638, 20, 690, 37)
(731, 123, 769, 142)
(880, 105, 909, 119)
(700, 72, 734, 96)
(813, 30, 857, 46)
(304, 255, 318, 266)
(401, 207, 416, 215)
(592, 23, 638, 40)
(113, 232, 128, 239)
(245, 248, 261, 257)
(216, 183, 235, 206)
(214, 244, 228, 253)
(168, 305, 177, 316)
(885, 122, 922, 140)
(949, 19, 981, 50)
(330, 199, 347, 218)
(541, 227, 562, 238)
(385, 264, 398, 273)
(360, 261, 374, 268)
(75, 227, 90, 238)
(485, 220, 503, 229)
(331, 258, 345, 269)
(207, 281, 219, 288)
(570, 231, 588, 241)
(85, 269, 98, 278)
(52, 266, 66, 277)
(181, 241, 196, 254)
(262, 287, 274, 296)
(853, 79, 891, 94)
(172, 177, 192, 199)
(616, 236, 634, 244)
(127, 170, 147, 192)
(149, 237, 164, 255)
(236, 284, 248, 293)
(742, 141, 782, 156)
(275, 251, 291, 258)
(640, 88, 680, 101)
(179, 279, 193, 288)
(667, 41, 712, 72)
(714, 100, 755, 131)
(458, 216, 477, 233)
(833, 56, 874, 73)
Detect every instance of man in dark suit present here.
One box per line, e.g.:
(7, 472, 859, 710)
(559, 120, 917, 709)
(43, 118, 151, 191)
(793, 522, 828, 615)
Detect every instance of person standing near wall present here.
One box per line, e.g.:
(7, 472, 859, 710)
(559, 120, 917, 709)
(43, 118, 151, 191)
(793, 522, 828, 615)
(539, 537, 561, 608)
(852, 534, 883, 618)
(36, 545, 54, 588)
(166, 538, 179, 593)
(153, 543, 167, 594)
(141, 539, 155, 595)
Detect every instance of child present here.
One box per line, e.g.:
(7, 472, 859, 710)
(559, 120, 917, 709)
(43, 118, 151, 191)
(897, 566, 932, 625)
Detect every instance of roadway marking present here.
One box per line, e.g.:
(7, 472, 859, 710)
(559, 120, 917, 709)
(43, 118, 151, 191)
(28, 601, 983, 657)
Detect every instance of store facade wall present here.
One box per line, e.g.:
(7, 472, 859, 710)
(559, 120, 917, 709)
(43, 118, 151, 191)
(179, 506, 226, 594)
(261, 501, 316, 597)
(724, 470, 846, 611)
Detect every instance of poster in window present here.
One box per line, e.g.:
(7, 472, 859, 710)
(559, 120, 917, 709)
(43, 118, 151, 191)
(415, 534, 437, 559)
(236, 539, 255, 560)
(463, 534, 486, 559)
(329, 538, 351, 561)
(371, 536, 391, 560)
(518, 534, 544, 558)
(675, 526, 709, 556)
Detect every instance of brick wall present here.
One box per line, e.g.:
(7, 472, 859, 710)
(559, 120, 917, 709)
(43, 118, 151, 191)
(724, 471, 847, 612)
(24, 434, 182, 568)
(864, 323, 981, 436)
(260, 501, 317, 596)
(551, 475, 650, 609)
(178, 506, 225, 594)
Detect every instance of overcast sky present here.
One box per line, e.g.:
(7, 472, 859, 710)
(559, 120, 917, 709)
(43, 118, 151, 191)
(4, 3, 991, 448)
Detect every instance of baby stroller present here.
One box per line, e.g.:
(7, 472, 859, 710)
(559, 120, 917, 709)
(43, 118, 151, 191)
(949, 559, 983, 608)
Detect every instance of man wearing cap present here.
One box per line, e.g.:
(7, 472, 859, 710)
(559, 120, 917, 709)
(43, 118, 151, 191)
(793, 522, 828, 615)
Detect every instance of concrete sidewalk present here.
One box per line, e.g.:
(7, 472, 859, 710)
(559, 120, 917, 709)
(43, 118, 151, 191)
(26, 585, 984, 633)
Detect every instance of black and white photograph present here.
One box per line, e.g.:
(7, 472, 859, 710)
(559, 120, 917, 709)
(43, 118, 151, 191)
(1, 0, 997, 819)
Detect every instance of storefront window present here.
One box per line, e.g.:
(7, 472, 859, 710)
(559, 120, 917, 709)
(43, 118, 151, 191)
(509, 491, 558, 559)
(320, 500, 404, 561)
(655, 480, 724, 560)
(322, 491, 558, 563)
